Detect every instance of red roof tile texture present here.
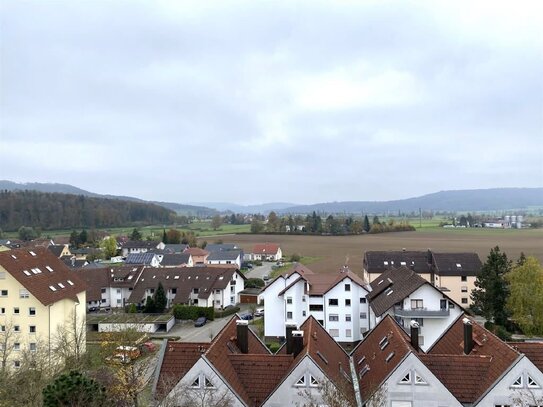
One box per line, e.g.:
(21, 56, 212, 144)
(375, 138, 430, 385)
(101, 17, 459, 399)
(253, 243, 280, 254)
(0, 247, 87, 306)
(508, 342, 543, 372)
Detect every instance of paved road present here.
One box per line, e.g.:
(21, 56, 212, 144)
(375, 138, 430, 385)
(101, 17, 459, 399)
(245, 262, 274, 279)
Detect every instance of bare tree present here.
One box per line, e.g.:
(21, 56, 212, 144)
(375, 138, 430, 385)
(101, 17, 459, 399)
(52, 310, 87, 369)
(0, 318, 16, 373)
(510, 388, 543, 407)
(365, 382, 388, 407)
(296, 377, 357, 407)
(158, 374, 234, 407)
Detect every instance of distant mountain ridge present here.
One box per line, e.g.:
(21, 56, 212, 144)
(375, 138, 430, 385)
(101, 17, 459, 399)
(189, 202, 298, 213)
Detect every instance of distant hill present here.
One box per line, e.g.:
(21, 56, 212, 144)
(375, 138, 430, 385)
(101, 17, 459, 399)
(278, 188, 543, 214)
(189, 202, 298, 213)
(0, 190, 176, 231)
(0, 180, 216, 217)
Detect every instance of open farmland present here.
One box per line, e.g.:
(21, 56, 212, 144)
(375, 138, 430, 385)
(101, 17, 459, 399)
(218, 228, 543, 274)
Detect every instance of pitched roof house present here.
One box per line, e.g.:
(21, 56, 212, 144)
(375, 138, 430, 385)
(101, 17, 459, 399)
(249, 243, 282, 261)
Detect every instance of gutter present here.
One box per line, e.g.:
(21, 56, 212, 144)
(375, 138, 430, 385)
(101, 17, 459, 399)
(151, 339, 168, 401)
(349, 356, 363, 407)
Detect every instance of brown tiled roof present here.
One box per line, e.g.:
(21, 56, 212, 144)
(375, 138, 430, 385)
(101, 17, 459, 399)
(160, 253, 191, 267)
(77, 268, 109, 302)
(507, 342, 543, 372)
(127, 267, 238, 304)
(183, 247, 209, 257)
(429, 315, 520, 401)
(367, 266, 427, 316)
(0, 247, 87, 306)
(364, 251, 432, 274)
(252, 243, 280, 255)
(419, 354, 492, 402)
(123, 240, 160, 249)
(432, 252, 482, 277)
(259, 263, 314, 295)
(47, 244, 67, 258)
(156, 341, 210, 398)
(351, 315, 415, 401)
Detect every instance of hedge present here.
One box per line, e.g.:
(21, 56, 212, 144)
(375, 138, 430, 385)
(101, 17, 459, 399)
(214, 306, 240, 319)
(172, 305, 214, 321)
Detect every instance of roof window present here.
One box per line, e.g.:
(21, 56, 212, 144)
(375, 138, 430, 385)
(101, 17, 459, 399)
(385, 352, 395, 362)
(400, 261, 406, 266)
(379, 336, 389, 350)
(456, 263, 462, 268)
(383, 261, 388, 266)
(29, 251, 36, 256)
(174, 276, 180, 280)
(23, 270, 31, 276)
(316, 351, 328, 365)
(49, 285, 57, 292)
(358, 356, 366, 365)
(10, 255, 17, 259)
(58, 283, 65, 289)
(45, 266, 53, 272)
(359, 364, 370, 377)
(67, 280, 74, 286)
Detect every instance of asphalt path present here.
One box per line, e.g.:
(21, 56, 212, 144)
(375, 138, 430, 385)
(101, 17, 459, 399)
(245, 262, 274, 279)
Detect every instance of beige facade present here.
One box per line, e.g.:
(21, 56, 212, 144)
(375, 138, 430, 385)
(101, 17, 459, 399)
(0, 263, 86, 369)
(365, 270, 432, 284)
(435, 275, 475, 307)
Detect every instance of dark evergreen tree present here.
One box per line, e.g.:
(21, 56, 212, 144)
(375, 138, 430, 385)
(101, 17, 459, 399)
(363, 215, 370, 232)
(153, 282, 167, 313)
(18, 226, 39, 241)
(79, 229, 88, 245)
(517, 252, 527, 266)
(130, 228, 142, 241)
(372, 216, 380, 225)
(43, 370, 106, 407)
(69, 230, 81, 247)
(143, 296, 156, 313)
(471, 246, 511, 326)
(162, 229, 168, 244)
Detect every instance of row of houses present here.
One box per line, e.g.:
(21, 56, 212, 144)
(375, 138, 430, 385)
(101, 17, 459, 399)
(153, 312, 543, 406)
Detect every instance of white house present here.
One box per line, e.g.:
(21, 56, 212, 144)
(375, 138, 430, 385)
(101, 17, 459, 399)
(248, 243, 282, 261)
(121, 240, 165, 257)
(261, 264, 371, 343)
(206, 250, 242, 269)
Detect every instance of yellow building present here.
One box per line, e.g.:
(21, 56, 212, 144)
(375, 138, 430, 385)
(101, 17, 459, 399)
(0, 247, 87, 369)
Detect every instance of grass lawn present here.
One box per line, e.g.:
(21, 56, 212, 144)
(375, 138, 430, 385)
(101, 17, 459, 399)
(270, 256, 321, 278)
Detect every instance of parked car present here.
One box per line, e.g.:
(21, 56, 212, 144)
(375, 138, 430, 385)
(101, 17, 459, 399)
(262, 275, 270, 281)
(195, 317, 207, 327)
(239, 313, 253, 321)
(254, 308, 264, 317)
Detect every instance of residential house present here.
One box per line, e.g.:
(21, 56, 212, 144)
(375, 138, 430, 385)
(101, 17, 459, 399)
(207, 250, 242, 269)
(248, 243, 282, 261)
(125, 252, 161, 268)
(127, 266, 245, 309)
(62, 256, 89, 269)
(0, 248, 87, 369)
(153, 314, 354, 407)
(183, 247, 209, 265)
(363, 250, 482, 307)
(121, 240, 165, 257)
(160, 253, 193, 268)
(261, 264, 371, 344)
(47, 244, 71, 258)
(163, 244, 188, 254)
(367, 266, 462, 351)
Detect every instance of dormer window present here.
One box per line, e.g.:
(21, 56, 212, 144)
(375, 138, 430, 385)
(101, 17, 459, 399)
(379, 337, 389, 350)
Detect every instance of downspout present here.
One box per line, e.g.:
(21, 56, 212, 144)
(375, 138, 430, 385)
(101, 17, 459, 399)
(48, 304, 51, 367)
(349, 356, 363, 407)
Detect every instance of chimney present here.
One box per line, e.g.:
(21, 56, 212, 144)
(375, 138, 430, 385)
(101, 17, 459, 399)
(410, 320, 420, 350)
(285, 323, 297, 354)
(236, 320, 249, 354)
(292, 330, 304, 358)
(463, 318, 473, 355)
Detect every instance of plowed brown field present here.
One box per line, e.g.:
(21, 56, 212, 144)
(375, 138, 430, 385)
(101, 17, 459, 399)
(217, 229, 543, 273)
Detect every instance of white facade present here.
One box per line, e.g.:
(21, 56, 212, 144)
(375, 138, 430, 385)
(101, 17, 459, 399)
(98, 286, 133, 309)
(382, 353, 462, 407)
(207, 253, 242, 269)
(262, 273, 370, 342)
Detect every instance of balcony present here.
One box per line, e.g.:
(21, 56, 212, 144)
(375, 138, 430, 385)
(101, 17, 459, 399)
(393, 306, 450, 318)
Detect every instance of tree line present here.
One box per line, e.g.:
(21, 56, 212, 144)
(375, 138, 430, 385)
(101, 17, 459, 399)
(0, 190, 176, 231)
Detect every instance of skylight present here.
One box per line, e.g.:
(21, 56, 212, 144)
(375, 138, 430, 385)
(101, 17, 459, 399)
(456, 263, 462, 268)
(386, 289, 394, 296)
(29, 251, 36, 257)
(58, 283, 65, 289)
(400, 261, 406, 266)
(23, 270, 31, 276)
(127, 276, 133, 280)
(359, 364, 370, 377)
(10, 255, 17, 259)
(385, 352, 395, 362)
(174, 276, 179, 280)
(45, 266, 53, 272)
(379, 336, 389, 350)
(49, 286, 57, 292)
(383, 261, 388, 266)
(67, 280, 74, 286)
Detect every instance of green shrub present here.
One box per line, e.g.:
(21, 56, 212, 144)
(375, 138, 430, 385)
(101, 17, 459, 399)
(214, 306, 240, 318)
(172, 305, 214, 321)
(245, 278, 265, 289)
(289, 253, 301, 262)
(493, 325, 512, 341)
(266, 342, 281, 353)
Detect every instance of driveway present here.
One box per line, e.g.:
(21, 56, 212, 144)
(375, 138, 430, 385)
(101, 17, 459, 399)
(245, 262, 275, 280)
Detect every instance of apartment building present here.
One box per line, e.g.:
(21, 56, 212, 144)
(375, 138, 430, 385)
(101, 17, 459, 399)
(0, 247, 87, 368)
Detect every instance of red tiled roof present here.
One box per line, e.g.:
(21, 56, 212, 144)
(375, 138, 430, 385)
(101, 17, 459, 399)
(156, 341, 210, 398)
(508, 342, 543, 372)
(351, 315, 415, 401)
(252, 243, 280, 255)
(183, 247, 209, 256)
(0, 247, 87, 306)
(429, 315, 520, 402)
(419, 354, 493, 402)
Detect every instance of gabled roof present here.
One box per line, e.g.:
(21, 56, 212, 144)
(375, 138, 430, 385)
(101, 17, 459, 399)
(127, 267, 238, 303)
(206, 243, 240, 253)
(252, 243, 280, 255)
(278, 268, 369, 297)
(431, 252, 482, 276)
(350, 315, 415, 401)
(160, 253, 191, 267)
(125, 252, 158, 265)
(123, 240, 160, 249)
(0, 247, 87, 306)
(367, 266, 428, 316)
(207, 250, 241, 261)
(77, 268, 110, 302)
(428, 315, 521, 403)
(364, 251, 431, 274)
(259, 263, 314, 295)
(47, 244, 68, 258)
(507, 341, 543, 372)
(183, 247, 209, 257)
(163, 244, 188, 254)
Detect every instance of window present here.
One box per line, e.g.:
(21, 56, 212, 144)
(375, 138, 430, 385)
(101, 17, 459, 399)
(309, 375, 319, 387)
(295, 376, 306, 386)
(399, 372, 411, 384)
(14, 325, 20, 332)
(193, 288, 199, 294)
(379, 336, 389, 350)
(309, 304, 323, 311)
(13, 360, 20, 368)
(461, 276, 467, 282)
(101, 288, 106, 294)
(19, 289, 29, 299)
(328, 299, 338, 306)
(461, 286, 468, 293)
(0, 307, 5, 315)
(287, 297, 292, 304)
(346, 329, 352, 337)
(29, 343, 37, 352)
(385, 352, 395, 362)
(215, 289, 220, 294)
(101, 299, 106, 303)
(191, 377, 200, 388)
(116, 299, 121, 304)
(449, 301, 455, 308)
(116, 289, 121, 294)
(329, 314, 339, 322)
(528, 375, 540, 388)
(171, 288, 177, 294)
(410, 299, 423, 309)
(302, 311, 306, 317)
(287, 312, 293, 319)
(0, 290, 7, 297)
(14, 343, 20, 351)
(412, 318, 424, 327)
(360, 312, 367, 319)
(29, 325, 36, 334)
(345, 299, 351, 306)
(511, 376, 523, 388)
(204, 376, 214, 388)
(302, 296, 306, 302)
(345, 284, 351, 291)
(318, 320, 324, 326)
(415, 373, 427, 385)
(0, 325, 4, 332)
(29, 307, 36, 316)
(329, 329, 339, 337)
(462, 298, 468, 304)
(360, 297, 367, 304)
(13, 307, 19, 315)
(345, 314, 351, 322)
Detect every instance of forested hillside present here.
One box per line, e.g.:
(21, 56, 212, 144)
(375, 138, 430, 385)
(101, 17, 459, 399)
(0, 190, 176, 231)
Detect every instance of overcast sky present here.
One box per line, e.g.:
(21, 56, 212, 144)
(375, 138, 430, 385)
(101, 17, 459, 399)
(1, 1, 542, 205)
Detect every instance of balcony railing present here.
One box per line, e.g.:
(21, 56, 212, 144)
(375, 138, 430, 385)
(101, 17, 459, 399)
(393, 306, 450, 318)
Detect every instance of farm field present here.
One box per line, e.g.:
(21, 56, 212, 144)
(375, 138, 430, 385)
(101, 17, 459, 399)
(217, 228, 543, 274)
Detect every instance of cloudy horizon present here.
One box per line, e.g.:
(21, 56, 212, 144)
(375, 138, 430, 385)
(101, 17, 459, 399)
(1, 1, 542, 205)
